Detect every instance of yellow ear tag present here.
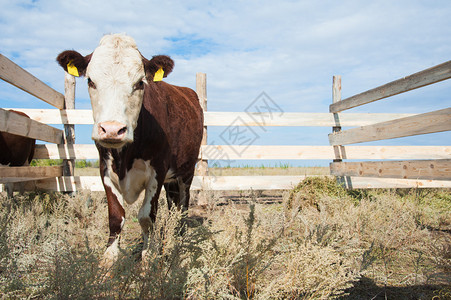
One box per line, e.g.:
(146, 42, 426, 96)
(153, 67, 164, 82)
(67, 60, 79, 77)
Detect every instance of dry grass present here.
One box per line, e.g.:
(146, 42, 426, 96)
(0, 178, 450, 299)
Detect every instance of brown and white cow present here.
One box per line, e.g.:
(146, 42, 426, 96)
(0, 110, 36, 197)
(57, 34, 203, 266)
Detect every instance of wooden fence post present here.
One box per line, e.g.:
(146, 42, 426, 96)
(332, 75, 342, 162)
(331, 75, 350, 187)
(63, 72, 75, 177)
(196, 72, 208, 177)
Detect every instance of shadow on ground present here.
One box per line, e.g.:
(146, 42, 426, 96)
(340, 276, 450, 299)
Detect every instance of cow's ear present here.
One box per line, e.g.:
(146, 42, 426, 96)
(56, 50, 91, 77)
(145, 55, 174, 81)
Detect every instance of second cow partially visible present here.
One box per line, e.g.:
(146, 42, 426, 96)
(0, 110, 36, 197)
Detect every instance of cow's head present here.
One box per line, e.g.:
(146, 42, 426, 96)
(57, 34, 174, 149)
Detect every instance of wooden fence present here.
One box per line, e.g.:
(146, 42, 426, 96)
(328, 61, 451, 188)
(1, 53, 450, 192)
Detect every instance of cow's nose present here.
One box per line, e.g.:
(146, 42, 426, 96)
(98, 121, 127, 142)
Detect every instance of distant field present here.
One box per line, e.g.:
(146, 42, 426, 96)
(75, 166, 331, 176)
(74, 167, 99, 176)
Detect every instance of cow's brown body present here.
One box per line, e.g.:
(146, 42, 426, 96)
(57, 34, 203, 265)
(0, 110, 35, 167)
(0, 110, 36, 197)
(97, 81, 203, 245)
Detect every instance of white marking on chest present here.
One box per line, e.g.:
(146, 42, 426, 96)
(120, 159, 155, 205)
(137, 164, 158, 250)
(103, 153, 124, 207)
(103, 156, 156, 206)
(102, 155, 159, 251)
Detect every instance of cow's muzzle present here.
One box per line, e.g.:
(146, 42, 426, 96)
(97, 121, 128, 147)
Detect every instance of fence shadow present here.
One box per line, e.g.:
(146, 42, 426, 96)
(340, 276, 450, 299)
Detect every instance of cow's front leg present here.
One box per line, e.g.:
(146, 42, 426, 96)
(138, 174, 162, 252)
(101, 183, 125, 269)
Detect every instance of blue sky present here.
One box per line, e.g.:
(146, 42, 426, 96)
(1, 0, 450, 166)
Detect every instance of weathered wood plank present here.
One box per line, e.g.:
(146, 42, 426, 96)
(332, 75, 343, 162)
(30, 175, 451, 191)
(204, 112, 416, 127)
(329, 107, 451, 145)
(4, 109, 94, 124)
(0, 54, 65, 109)
(201, 145, 333, 160)
(196, 72, 208, 177)
(192, 176, 310, 190)
(33, 144, 451, 160)
(34, 175, 309, 192)
(34, 144, 98, 159)
(0, 108, 63, 143)
(0, 166, 63, 183)
(339, 177, 451, 189)
(202, 145, 451, 160)
(63, 72, 76, 177)
(330, 60, 451, 113)
(8, 109, 416, 127)
(330, 159, 451, 180)
(330, 145, 451, 160)
(33, 176, 104, 192)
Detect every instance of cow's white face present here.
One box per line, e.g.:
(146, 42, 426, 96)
(57, 34, 175, 149)
(86, 35, 146, 149)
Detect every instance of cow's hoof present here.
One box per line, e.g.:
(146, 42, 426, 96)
(99, 243, 119, 276)
(140, 249, 154, 273)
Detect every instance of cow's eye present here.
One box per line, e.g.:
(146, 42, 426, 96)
(134, 80, 144, 91)
(87, 78, 96, 89)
